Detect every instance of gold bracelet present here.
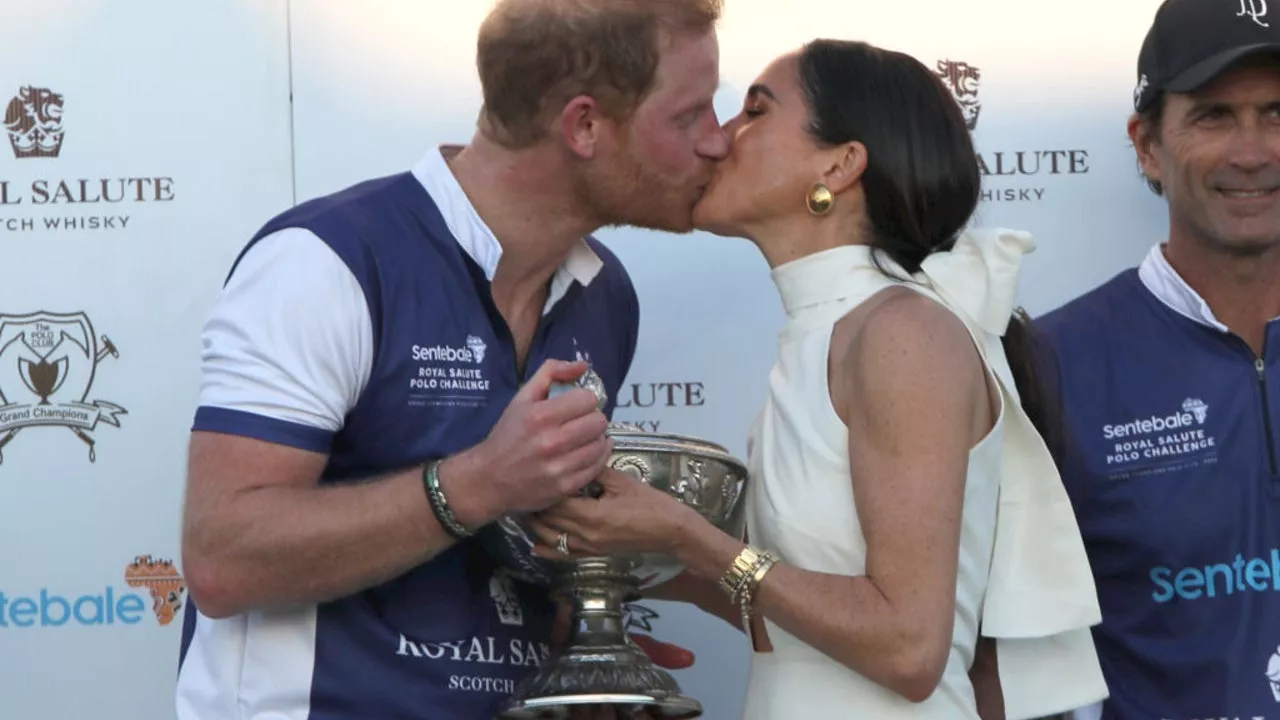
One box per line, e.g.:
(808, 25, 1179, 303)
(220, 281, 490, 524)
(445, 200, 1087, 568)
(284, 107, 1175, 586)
(739, 551, 779, 636)
(719, 545, 766, 599)
(750, 551, 777, 591)
(720, 546, 779, 634)
(738, 552, 777, 605)
(731, 552, 769, 604)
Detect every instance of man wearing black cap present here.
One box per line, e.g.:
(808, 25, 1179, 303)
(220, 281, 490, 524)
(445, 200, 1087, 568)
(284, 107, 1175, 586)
(1035, 0, 1280, 717)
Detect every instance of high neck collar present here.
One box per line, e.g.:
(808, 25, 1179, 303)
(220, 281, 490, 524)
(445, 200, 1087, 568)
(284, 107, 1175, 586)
(768, 228, 1038, 339)
(769, 243, 883, 317)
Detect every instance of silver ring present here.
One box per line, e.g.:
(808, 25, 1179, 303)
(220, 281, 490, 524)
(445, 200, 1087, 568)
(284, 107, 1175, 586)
(556, 532, 571, 555)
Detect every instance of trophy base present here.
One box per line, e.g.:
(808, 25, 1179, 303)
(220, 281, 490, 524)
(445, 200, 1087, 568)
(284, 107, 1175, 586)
(499, 694, 701, 719)
(496, 654, 701, 719)
(497, 559, 703, 720)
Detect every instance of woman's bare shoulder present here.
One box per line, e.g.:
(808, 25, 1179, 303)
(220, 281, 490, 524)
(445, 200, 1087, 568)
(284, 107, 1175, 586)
(829, 285, 983, 421)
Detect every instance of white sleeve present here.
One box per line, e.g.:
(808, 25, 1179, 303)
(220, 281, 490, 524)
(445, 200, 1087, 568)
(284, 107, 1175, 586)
(191, 227, 373, 453)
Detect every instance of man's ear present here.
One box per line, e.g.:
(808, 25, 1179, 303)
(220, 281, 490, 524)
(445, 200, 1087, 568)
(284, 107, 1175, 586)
(559, 95, 604, 159)
(821, 141, 868, 195)
(1128, 112, 1163, 190)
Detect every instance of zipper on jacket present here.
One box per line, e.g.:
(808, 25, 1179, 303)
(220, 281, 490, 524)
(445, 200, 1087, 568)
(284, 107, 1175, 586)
(1258, 352, 1277, 476)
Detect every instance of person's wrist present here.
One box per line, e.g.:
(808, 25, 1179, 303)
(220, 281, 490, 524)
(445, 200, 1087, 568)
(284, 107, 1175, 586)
(643, 571, 706, 609)
(665, 505, 702, 560)
(437, 446, 500, 529)
(422, 459, 476, 540)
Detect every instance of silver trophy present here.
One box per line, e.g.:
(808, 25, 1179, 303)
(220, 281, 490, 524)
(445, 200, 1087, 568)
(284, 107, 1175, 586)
(480, 369, 748, 719)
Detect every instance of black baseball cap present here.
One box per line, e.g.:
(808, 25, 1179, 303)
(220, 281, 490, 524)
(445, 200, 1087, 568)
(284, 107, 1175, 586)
(1135, 0, 1280, 112)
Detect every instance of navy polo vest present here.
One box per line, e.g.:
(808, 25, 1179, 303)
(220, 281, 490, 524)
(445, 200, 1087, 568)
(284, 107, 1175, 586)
(181, 171, 639, 719)
(1037, 269, 1280, 719)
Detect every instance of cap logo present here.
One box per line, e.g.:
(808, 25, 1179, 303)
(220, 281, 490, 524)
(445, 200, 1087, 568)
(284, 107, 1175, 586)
(1239, 0, 1270, 28)
(1134, 73, 1150, 108)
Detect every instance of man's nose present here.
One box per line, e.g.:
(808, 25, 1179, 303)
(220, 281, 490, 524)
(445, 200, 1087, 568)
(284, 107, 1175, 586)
(1226, 118, 1279, 173)
(699, 117, 730, 160)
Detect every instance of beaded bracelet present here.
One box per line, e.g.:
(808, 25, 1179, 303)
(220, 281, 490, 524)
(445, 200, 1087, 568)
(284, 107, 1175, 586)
(422, 459, 473, 540)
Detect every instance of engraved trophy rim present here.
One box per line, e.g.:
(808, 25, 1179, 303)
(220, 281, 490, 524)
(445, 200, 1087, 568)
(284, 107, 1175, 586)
(605, 422, 741, 465)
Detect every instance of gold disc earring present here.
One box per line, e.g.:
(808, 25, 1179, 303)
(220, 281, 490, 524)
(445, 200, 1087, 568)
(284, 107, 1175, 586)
(806, 183, 834, 216)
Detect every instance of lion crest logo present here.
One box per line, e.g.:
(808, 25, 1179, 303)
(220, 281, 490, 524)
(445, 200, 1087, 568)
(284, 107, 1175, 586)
(934, 60, 982, 131)
(4, 85, 65, 159)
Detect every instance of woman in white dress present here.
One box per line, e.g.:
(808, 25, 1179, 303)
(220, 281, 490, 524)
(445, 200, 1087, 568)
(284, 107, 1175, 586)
(531, 39, 1108, 719)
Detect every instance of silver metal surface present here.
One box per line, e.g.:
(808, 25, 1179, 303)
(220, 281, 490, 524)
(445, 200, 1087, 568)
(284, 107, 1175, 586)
(482, 410, 749, 720)
(481, 423, 749, 590)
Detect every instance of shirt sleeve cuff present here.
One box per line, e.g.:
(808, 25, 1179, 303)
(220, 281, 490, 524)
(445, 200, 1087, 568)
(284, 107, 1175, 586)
(192, 406, 334, 454)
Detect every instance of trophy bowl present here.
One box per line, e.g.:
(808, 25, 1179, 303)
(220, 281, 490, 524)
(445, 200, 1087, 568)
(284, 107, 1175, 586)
(479, 420, 749, 719)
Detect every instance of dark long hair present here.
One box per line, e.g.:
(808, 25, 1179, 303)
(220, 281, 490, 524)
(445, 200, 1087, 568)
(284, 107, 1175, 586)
(796, 39, 1061, 454)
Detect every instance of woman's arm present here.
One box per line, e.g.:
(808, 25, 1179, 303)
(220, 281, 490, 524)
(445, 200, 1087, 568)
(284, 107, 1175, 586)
(640, 571, 745, 631)
(669, 291, 990, 701)
(642, 526, 775, 651)
(532, 291, 990, 702)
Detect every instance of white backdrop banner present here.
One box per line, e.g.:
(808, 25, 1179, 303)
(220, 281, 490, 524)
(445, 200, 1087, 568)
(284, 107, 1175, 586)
(0, 2, 295, 719)
(1, 0, 1172, 718)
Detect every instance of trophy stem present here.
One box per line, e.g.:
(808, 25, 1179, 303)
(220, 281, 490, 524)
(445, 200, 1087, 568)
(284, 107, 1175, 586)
(497, 558, 701, 720)
(564, 557, 635, 649)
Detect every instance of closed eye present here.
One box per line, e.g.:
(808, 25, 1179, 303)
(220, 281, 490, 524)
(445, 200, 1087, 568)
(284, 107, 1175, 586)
(677, 101, 714, 128)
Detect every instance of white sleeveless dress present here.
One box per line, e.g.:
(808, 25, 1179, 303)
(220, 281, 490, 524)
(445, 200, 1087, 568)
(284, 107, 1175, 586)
(739, 229, 1110, 720)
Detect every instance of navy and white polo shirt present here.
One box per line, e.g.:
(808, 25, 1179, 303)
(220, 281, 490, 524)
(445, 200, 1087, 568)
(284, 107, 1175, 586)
(175, 146, 640, 719)
(1037, 244, 1280, 720)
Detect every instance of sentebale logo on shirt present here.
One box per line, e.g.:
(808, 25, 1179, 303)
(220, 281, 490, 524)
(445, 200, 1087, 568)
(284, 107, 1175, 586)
(1101, 398, 1216, 475)
(1103, 398, 1207, 439)
(411, 336, 485, 364)
(1151, 548, 1280, 603)
(408, 335, 491, 408)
